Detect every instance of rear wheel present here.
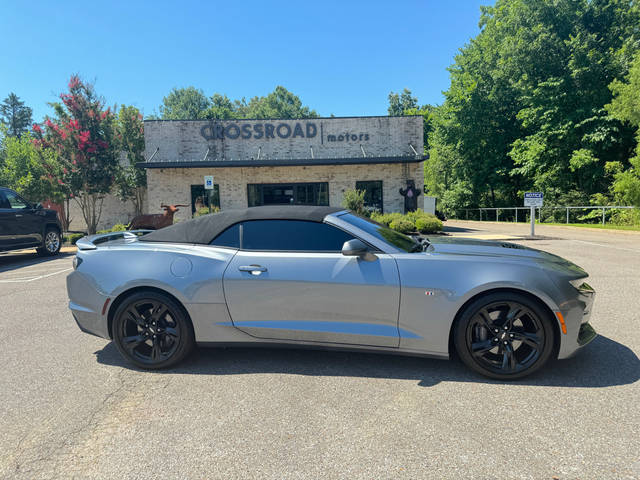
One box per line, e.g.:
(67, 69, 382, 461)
(454, 292, 555, 380)
(37, 228, 61, 256)
(112, 291, 195, 369)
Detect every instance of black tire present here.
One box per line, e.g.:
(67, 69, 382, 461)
(454, 292, 555, 380)
(112, 291, 195, 369)
(37, 228, 61, 256)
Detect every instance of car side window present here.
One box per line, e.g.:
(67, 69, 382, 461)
(241, 220, 355, 252)
(0, 191, 10, 209)
(4, 191, 28, 209)
(210, 223, 240, 248)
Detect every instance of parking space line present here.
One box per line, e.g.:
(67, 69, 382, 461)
(0, 267, 72, 283)
(573, 239, 640, 254)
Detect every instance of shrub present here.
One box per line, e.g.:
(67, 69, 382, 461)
(389, 218, 415, 234)
(415, 215, 443, 233)
(370, 212, 390, 225)
(609, 207, 640, 226)
(96, 223, 128, 234)
(341, 189, 366, 215)
(64, 233, 84, 245)
(193, 206, 219, 217)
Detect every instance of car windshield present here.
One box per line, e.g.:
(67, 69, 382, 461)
(338, 213, 421, 253)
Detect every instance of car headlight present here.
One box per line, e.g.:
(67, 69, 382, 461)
(569, 278, 594, 294)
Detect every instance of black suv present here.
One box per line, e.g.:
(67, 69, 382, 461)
(0, 187, 63, 256)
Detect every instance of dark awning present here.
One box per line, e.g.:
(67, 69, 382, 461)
(140, 155, 427, 169)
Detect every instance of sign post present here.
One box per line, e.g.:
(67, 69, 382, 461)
(204, 175, 214, 214)
(524, 192, 543, 237)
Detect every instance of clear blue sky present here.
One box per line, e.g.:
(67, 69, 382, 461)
(0, 0, 487, 122)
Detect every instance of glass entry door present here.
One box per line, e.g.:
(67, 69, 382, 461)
(247, 183, 329, 207)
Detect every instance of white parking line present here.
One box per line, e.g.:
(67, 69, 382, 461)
(573, 239, 640, 254)
(0, 267, 72, 283)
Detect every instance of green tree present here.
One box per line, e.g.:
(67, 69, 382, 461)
(114, 105, 146, 215)
(33, 75, 119, 234)
(430, 0, 639, 211)
(204, 93, 239, 119)
(160, 86, 211, 120)
(387, 89, 418, 116)
(158, 86, 317, 120)
(0, 93, 33, 138)
(606, 52, 640, 206)
(0, 129, 61, 201)
(240, 86, 317, 119)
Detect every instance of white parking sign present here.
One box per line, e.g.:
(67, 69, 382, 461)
(524, 192, 543, 207)
(204, 175, 214, 190)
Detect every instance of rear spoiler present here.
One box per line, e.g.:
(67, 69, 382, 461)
(76, 230, 153, 251)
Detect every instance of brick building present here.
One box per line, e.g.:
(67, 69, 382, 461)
(141, 115, 427, 224)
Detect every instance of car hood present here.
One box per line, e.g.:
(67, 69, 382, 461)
(425, 237, 587, 277)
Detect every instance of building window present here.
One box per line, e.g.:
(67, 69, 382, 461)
(247, 183, 329, 207)
(191, 184, 220, 216)
(355, 180, 383, 213)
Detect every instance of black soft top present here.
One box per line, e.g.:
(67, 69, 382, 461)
(139, 205, 345, 245)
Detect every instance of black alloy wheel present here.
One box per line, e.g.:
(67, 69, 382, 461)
(37, 228, 61, 256)
(112, 291, 195, 369)
(454, 292, 555, 380)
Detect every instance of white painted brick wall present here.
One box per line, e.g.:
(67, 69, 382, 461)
(147, 162, 424, 223)
(143, 116, 423, 164)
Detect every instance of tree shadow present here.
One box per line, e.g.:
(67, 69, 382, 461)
(95, 335, 638, 388)
(0, 251, 74, 273)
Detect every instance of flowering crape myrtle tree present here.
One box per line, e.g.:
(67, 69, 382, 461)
(32, 76, 118, 234)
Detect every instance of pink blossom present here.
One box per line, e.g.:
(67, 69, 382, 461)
(77, 130, 90, 150)
(68, 76, 81, 89)
(32, 124, 42, 133)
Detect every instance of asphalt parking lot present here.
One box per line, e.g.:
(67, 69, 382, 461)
(1, 223, 639, 480)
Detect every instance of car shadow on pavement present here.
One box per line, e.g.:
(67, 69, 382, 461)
(95, 334, 638, 388)
(0, 251, 74, 273)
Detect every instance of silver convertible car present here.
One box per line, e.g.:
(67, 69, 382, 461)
(67, 206, 596, 380)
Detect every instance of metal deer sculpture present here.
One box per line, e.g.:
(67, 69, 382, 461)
(128, 204, 189, 230)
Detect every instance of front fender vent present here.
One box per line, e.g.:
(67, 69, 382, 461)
(500, 242, 525, 249)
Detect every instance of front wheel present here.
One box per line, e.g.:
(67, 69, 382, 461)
(112, 291, 195, 369)
(37, 228, 61, 256)
(454, 292, 555, 380)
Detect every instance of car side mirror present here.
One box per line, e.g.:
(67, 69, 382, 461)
(34, 202, 43, 210)
(341, 239, 377, 262)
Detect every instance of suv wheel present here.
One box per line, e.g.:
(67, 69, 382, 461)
(37, 228, 61, 256)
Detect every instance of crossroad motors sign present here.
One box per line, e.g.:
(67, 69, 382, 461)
(200, 121, 371, 143)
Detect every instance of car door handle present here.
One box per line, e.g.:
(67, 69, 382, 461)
(14, 214, 22, 218)
(238, 265, 267, 275)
